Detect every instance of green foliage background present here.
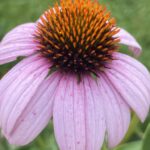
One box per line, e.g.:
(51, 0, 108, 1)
(0, 0, 150, 150)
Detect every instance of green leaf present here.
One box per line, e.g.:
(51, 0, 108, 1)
(114, 141, 142, 150)
(142, 123, 150, 150)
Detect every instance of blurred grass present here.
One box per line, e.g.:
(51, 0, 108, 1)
(0, 0, 150, 150)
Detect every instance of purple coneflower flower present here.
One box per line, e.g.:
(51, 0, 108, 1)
(0, 0, 150, 149)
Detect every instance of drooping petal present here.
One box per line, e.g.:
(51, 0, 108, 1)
(114, 52, 150, 103)
(0, 54, 47, 105)
(87, 77, 106, 150)
(106, 52, 150, 122)
(53, 75, 106, 150)
(0, 54, 50, 139)
(110, 55, 150, 105)
(2, 72, 61, 145)
(98, 74, 130, 148)
(115, 28, 142, 56)
(114, 52, 150, 81)
(0, 23, 37, 65)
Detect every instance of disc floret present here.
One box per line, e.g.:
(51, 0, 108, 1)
(35, 0, 120, 76)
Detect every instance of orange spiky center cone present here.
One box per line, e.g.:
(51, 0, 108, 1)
(35, 0, 120, 77)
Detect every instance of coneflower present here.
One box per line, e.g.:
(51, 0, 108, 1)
(0, 0, 149, 150)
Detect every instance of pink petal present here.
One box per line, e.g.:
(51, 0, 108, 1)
(2, 72, 61, 145)
(0, 55, 50, 135)
(0, 23, 37, 65)
(114, 52, 150, 81)
(87, 77, 106, 150)
(98, 74, 130, 148)
(53, 75, 85, 150)
(114, 52, 150, 103)
(53, 75, 106, 150)
(106, 53, 150, 122)
(115, 28, 142, 56)
(110, 57, 150, 106)
(0, 54, 48, 105)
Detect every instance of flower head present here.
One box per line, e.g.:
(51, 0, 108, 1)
(0, 0, 150, 150)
